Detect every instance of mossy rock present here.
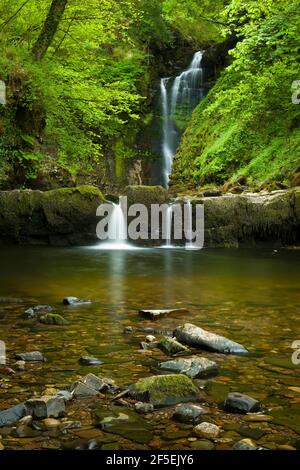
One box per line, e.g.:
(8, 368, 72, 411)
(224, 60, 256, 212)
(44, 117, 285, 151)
(124, 185, 168, 207)
(129, 374, 199, 408)
(39, 313, 68, 325)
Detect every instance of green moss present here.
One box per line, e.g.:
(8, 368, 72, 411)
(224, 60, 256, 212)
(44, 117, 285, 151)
(39, 313, 68, 326)
(124, 185, 168, 207)
(129, 374, 199, 407)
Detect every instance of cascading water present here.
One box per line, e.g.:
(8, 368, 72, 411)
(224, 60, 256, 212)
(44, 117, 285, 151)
(160, 51, 205, 188)
(96, 197, 130, 250)
(164, 205, 174, 248)
(185, 200, 194, 250)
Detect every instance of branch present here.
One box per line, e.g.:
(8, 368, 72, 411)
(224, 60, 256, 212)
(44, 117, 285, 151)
(0, 0, 31, 33)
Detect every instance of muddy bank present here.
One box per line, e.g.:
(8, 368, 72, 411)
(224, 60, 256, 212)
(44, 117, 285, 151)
(0, 185, 299, 247)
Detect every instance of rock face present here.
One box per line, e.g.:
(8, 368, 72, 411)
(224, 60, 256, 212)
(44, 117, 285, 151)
(25, 396, 65, 419)
(0, 186, 104, 245)
(223, 392, 261, 414)
(158, 336, 191, 355)
(159, 356, 218, 378)
(174, 323, 248, 355)
(129, 374, 199, 407)
(139, 309, 188, 320)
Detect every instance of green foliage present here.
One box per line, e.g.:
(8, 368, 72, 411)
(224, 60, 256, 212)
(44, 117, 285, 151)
(172, 0, 300, 188)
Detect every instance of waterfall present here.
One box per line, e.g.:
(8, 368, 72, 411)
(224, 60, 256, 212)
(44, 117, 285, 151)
(161, 51, 205, 187)
(96, 197, 130, 250)
(165, 205, 173, 248)
(185, 200, 194, 250)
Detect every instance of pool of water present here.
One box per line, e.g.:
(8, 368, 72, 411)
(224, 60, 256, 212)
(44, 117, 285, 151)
(0, 246, 299, 450)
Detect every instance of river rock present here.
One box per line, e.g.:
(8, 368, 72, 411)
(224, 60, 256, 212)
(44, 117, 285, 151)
(25, 395, 65, 419)
(14, 360, 25, 371)
(140, 341, 150, 351)
(15, 351, 45, 362)
(79, 356, 104, 366)
(174, 323, 248, 354)
(39, 313, 68, 325)
(57, 390, 73, 402)
(0, 403, 26, 427)
(81, 373, 105, 391)
(224, 392, 260, 413)
(146, 335, 156, 343)
(63, 296, 91, 306)
(70, 373, 106, 398)
(24, 304, 53, 319)
(129, 374, 199, 407)
(173, 404, 210, 423)
(40, 418, 61, 430)
(139, 308, 189, 320)
(159, 356, 218, 378)
(134, 402, 154, 414)
(194, 422, 220, 439)
(233, 438, 258, 450)
(0, 367, 15, 376)
(158, 336, 191, 355)
(123, 326, 133, 334)
(13, 424, 39, 438)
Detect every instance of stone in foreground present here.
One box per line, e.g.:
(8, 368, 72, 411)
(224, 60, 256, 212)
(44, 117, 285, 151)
(25, 396, 65, 419)
(139, 309, 189, 320)
(173, 404, 210, 423)
(158, 336, 191, 355)
(39, 313, 68, 325)
(233, 439, 259, 450)
(0, 404, 26, 427)
(175, 323, 248, 355)
(159, 356, 218, 378)
(15, 351, 45, 362)
(129, 374, 199, 407)
(194, 422, 220, 439)
(224, 392, 260, 414)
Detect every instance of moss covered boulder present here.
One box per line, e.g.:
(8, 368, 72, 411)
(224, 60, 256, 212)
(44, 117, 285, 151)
(39, 313, 68, 326)
(124, 185, 168, 207)
(0, 185, 104, 245)
(129, 374, 199, 407)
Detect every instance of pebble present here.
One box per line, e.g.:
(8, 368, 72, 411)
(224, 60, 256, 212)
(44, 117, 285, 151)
(190, 439, 214, 450)
(134, 402, 154, 414)
(146, 335, 156, 343)
(124, 326, 133, 334)
(14, 360, 26, 371)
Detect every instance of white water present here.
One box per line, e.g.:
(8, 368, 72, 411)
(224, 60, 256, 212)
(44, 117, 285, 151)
(164, 205, 174, 248)
(185, 200, 195, 250)
(161, 51, 204, 188)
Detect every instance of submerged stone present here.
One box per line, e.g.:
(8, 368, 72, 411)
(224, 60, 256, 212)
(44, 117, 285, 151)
(39, 313, 68, 325)
(129, 374, 199, 407)
(134, 402, 154, 414)
(63, 296, 92, 306)
(25, 396, 65, 419)
(224, 392, 260, 414)
(194, 422, 221, 439)
(79, 356, 104, 366)
(158, 336, 191, 355)
(0, 403, 26, 427)
(15, 351, 45, 362)
(175, 323, 248, 355)
(24, 305, 53, 319)
(139, 308, 189, 321)
(159, 356, 218, 378)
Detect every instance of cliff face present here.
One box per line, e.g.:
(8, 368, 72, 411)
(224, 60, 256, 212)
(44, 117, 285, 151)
(0, 186, 299, 248)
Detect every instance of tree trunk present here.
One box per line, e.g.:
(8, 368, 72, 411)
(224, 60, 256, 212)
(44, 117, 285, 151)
(32, 0, 68, 61)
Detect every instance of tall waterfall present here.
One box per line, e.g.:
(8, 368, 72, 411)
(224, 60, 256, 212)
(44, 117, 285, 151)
(160, 51, 205, 187)
(185, 200, 194, 250)
(96, 197, 130, 250)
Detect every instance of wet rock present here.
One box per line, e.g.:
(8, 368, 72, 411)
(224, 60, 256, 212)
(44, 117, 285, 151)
(140, 341, 150, 351)
(0, 367, 15, 376)
(59, 420, 82, 431)
(57, 390, 73, 402)
(158, 336, 191, 355)
(194, 422, 220, 439)
(173, 404, 210, 423)
(24, 305, 53, 319)
(63, 296, 92, 306)
(81, 373, 106, 391)
(79, 356, 104, 366)
(13, 424, 40, 438)
(134, 402, 154, 414)
(238, 427, 266, 440)
(243, 414, 272, 423)
(70, 374, 106, 398)
(71, 381, 99, 398)
(233, 438, 258, 450)
(129, 374, 199, 407)
(0, 403, 26, 427)
(146, 335, 156, 343)
(123, 326, 133, 334)
(19, 415, 33, 426)
(25, 395, 65, 419)
(224, 392, 260, 414)
(14, 360, 26, 371)
(15, 351, 45, 362)
(40, 418, 61, 430)
(190, 439, 214, 450)
(159, 356, 218, 379)
(39, 313, 68, 325)
(175, 323, 248, 355)
(139, 308, 189, 321)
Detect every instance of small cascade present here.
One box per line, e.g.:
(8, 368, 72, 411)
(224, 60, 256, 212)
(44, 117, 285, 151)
(96, 197, 130, 250)
(160, 51, 205, 188)
(185, 200, 194, 250)
(165, 205, 174, 248)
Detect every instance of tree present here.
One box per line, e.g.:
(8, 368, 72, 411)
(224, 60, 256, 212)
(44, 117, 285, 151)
(32, 0, 68, 60)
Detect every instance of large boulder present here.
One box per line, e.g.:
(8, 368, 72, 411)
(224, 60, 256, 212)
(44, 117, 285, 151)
(24, 396, 65, 419)
(129, 374, 199, 407)
(0, 186, 104, 245)
(174, 323, 248, 355)
(124, 185, 168, 208)
(0, 404, 26, 427)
